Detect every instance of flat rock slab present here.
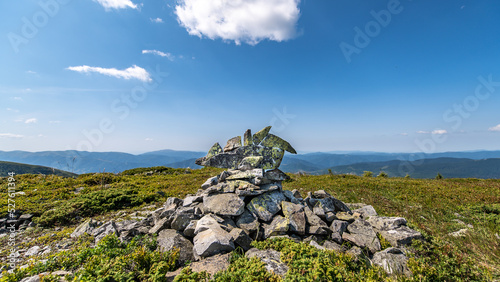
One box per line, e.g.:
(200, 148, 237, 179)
(367, 216, 407, 231)
(343, 218, 381, 253)
(203, 193, 245, 216)
(380, 226, 423, 247)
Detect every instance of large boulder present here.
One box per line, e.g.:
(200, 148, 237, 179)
(203, 193, 245, 217)
(193, 227, 235, 259)
(263, 215, 289, 239)
(92, 221, 119, 243)
(71, 219, 99, 238)
(157, 229, 194, 264)
(380, 226, 423, 247)
(236, 210, 260, 235)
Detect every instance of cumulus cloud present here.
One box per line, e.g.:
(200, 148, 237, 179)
(489, 124, 500, 132)
(93, 0, 138, 10)
(67, 65, 152, 82)
(142, 50, 175, 61)
(175, 0, 301, 45)
(25, 118, 37, 124)
(0, 133, 23, 139)
(150, 17, 163, 23)
(417, 131, 429, 134)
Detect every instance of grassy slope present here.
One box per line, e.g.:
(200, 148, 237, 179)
(0, 161, 77, 178)
(0, 168, 499, 279)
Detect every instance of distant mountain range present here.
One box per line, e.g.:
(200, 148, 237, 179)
(1, 149, 499, 179)
(0, 161, 77, 177)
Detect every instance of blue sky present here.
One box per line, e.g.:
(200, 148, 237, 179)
(1, 0, 500, 154)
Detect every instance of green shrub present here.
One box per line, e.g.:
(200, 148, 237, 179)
(377, 171, 388, 178)
(363, 171, 373, 177)
(435, 173, 443, 180)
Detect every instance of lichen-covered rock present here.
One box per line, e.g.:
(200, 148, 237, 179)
(203, 193, 245, 216)
(201, 176, 219, 189)
(372, 247, 411, 276)
(247, 191, 286, 222)
(238, 156, 263, 170)
(343, 218, 381, 253)
(149, 217, 172, 234)
(260, 134, 297, 154)
(171, 212, 199, 232)
(367, 216, 407, 231)
(352, 205, 378, 217)
(92, 221, 119, 243)
(303, 206, 328, 228)
(263, 215, 289, 238)
(252, 126, 272, 145)
(227, 169, 264, 180)
(157, 229, 194, 263)
(281, 202, 306, 235)
(243, 129, 253, 146)
(71, 219, 99, 238)
(224, 136, 242, 152)
(264, 169, 289, 181)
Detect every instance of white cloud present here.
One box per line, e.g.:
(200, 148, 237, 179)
(0, 133, 24, 139)
(417, 130, 448, 135)
(67, 65, 152, 82)
(489, 124, 500, 132)
(49, 120, 61, 124)
(399, 133, 408, 136)
(93, 0, 138, 10)
(6, 108, 19, 113)
(145, 138, 153, 141)
(25, 118, 37, 124)
(432, 129, 448, 135)
(175, 0, 301, 45)
(12, 97, 23, 101)
(26, 70, 37, 74)
(142, 50, 175, 61)
(150, 17, 163, 23)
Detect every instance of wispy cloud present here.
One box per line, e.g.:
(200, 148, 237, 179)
(142, 50, 175, 61)
(25, 118, 37, 124)
(399, 133, 408, 136)
(66, 65, 152, 82)
(12, 97, 23, 101)
(145, 138, 153, 141)
(93, 0, 138, 10)
(26, 70, 37, 74)
(175, 0, 301, 45)
(6, 108, 19, 113)
(0, 133, 24, 139)
(49, 120, 62, 124)
(417, 130, 448, 135)
(150, 17, 163, 23)
(489, 124, 500, 132)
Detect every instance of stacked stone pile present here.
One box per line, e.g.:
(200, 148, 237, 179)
(70, 127, 423, 277)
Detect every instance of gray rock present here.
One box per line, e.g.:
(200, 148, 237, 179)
(165, 197, 183, 208)
(291, 189, 302, 199)
(323, 240, 346, 252)
(330, 220, 349, 236)
(20, 275, 40, 282)
(325, 212, 336, 223)
(224, 136, 242, 152)
(281, 202, 306, 235)
(183, 220, 198, 238)
(24, 246, 41, 257)
(380, 226, 423, 247)
(313, 190, 331, 199)
(195, 214, 222, 235)
(307, 225, 329, 235)
(243, 129, 253, 146)
(71, 218, 99, 238)
(247, 191, 286, 222)
(331, 231, 343, 244)
(449, 228, 468, 237)
(352, 205, 378, 217)
(157, 229, 194, 264)
(238, 156, 263, 171)
(230, 228, 253, 251)
(183, 195, 203, 207)
(264, 169, 289, 181)
(236, 210, 260, 235)
(193, 227, 235, 259)
(336, 212, 357, 223)
(227, 169, 264, 180)
(201, 176, 219, 189)
(149, 217, 171, 234)
(171, 212, 198, 232)
(246, 248, 289, 277)
(319, 197, 351, 213)
(372, 247, 411, 276)
(313, 204, 326, 219)
(260, 133, 297, 154)
(367, 216, 407, 231)
(310, 240, 325, 250)
(346, 246, 363, 258)
(283, 190, 301, 205)
(303, 206, 328, 228)
(203, 193, 245, 216)
(92, 221, 119, 243)
(252, 126, 272, 145)
(343, 219, 381, 253)
(263, 215, 289, 239)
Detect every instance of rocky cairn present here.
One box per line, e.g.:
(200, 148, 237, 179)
(71, 126, 423, 277)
